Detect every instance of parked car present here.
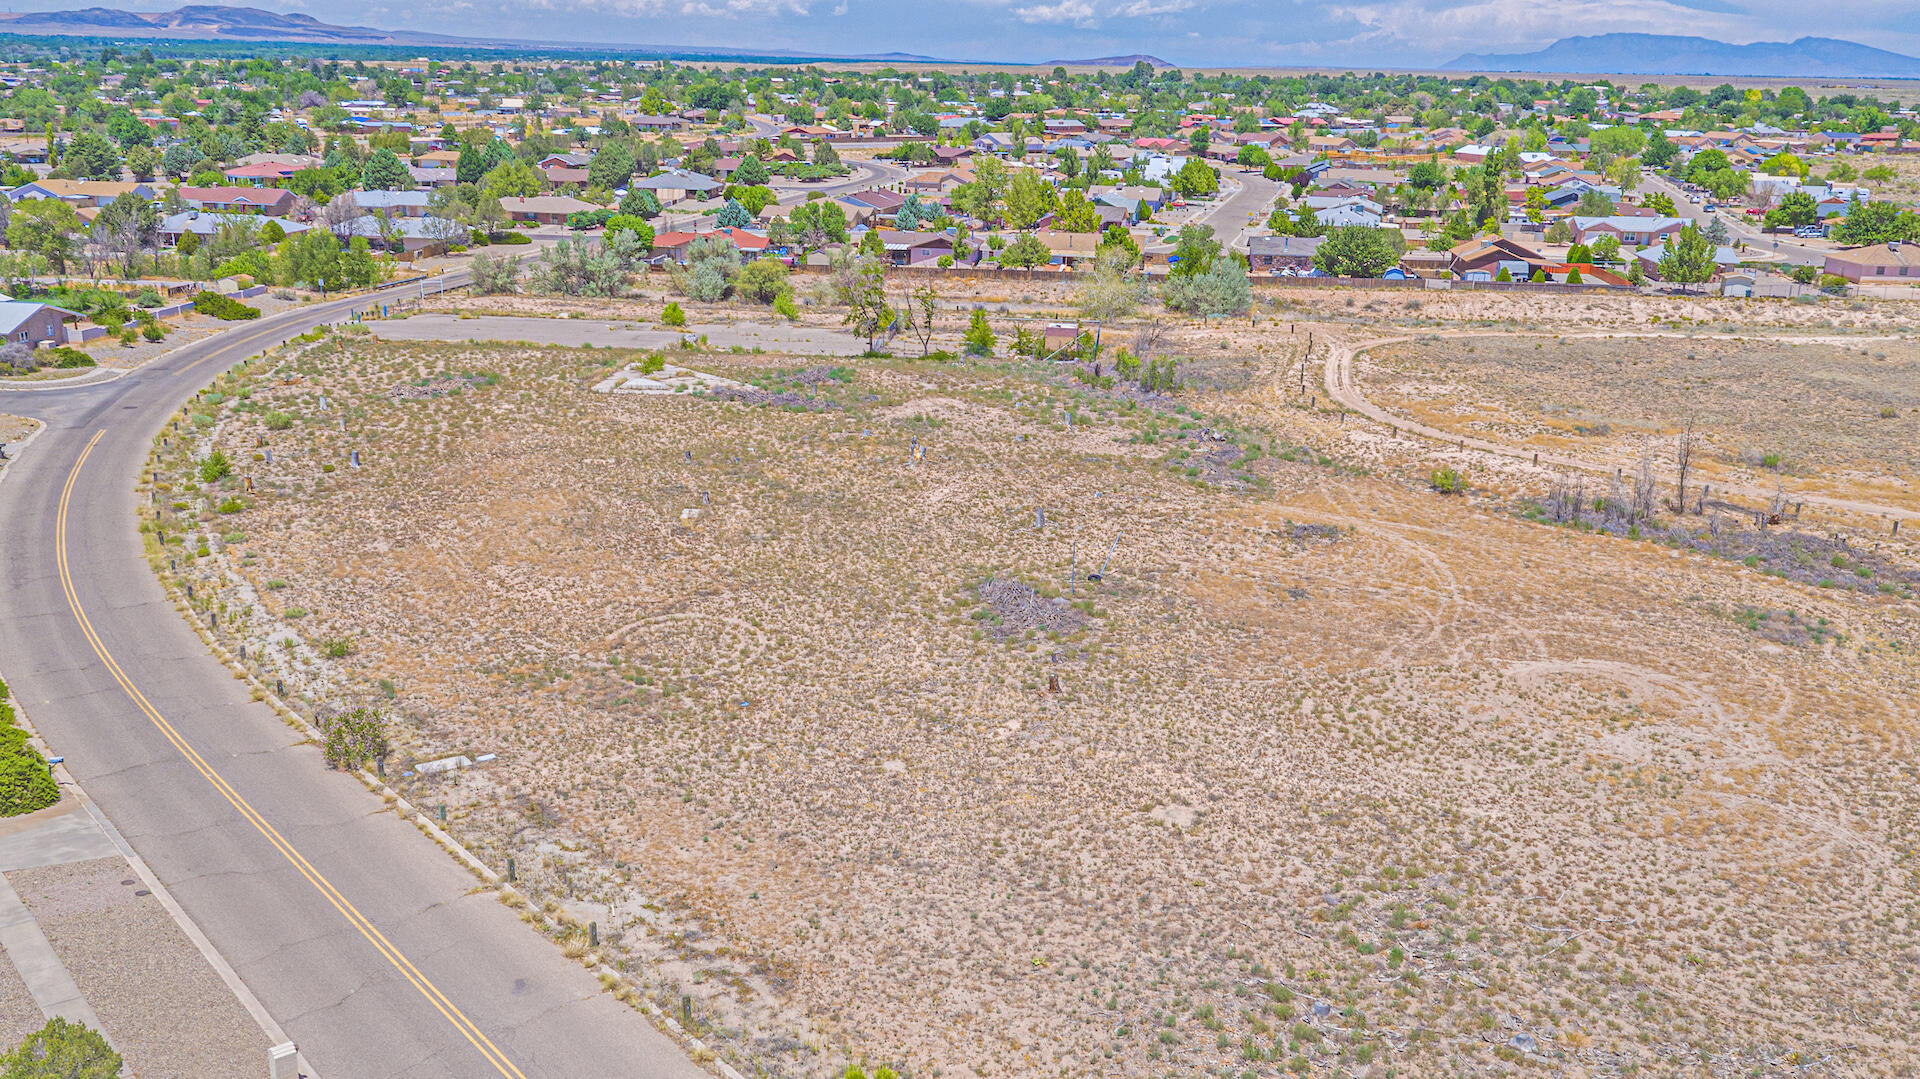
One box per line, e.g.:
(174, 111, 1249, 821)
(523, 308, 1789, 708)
(1688, 193, 1702, 203)
(1794, 225, 1827, 239)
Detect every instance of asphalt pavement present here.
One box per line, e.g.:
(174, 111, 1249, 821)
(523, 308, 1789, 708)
(0, 278, 709, 1079)
(1643, 173, 1827, 267)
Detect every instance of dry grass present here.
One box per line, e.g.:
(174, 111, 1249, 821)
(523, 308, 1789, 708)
(141, 285, 1920, 1079)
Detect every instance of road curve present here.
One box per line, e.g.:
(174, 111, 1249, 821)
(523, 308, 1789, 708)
(1321, 329, 1919, 522)
(0, 277, 710, 1079)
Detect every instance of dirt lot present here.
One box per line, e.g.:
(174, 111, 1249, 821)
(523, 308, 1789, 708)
(1366, 333, 1920, 510)
(146, 284, 1920, 1079)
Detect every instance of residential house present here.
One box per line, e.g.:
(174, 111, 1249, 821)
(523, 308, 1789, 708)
(543, 165, 591, 189)
(352, 190, 432, 218)
(1034, 229, 1098, 267)
(497, 195, 601, 225)
(0, 301, 81, 347)
(174, 186, 295, 216)
(1823, 240, 1920, 283)
(1570, 215, 1684, 247)
(1248, 234, 1325, 273)
(157, 210, 307, 245)
(223, 161, 300, 186)
(6, 179, 154, 207)
(872, 229, 952, 265)
(626, 169, 722, 205)
(1447, 236, 1549, 280)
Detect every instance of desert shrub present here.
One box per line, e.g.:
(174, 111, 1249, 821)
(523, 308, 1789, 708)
(661, 302, 686, 327)
(216, 497, 245, 514)
(0, 343, 37, 374)
(1429, 466, 1468, 494)
(192, 291, 260, 320)
(772, 291, 799, 321)
(735, 259, 789, 304)
(46, 347, 94, 369)
(0, 748, 56, 818)
(963, 308, 995, 355)
(322, 706, 389, 770)
(198, 449, 232, 483)
(264, 411, 294, 431)
(141, 320, 164, 342)
(0, 1017, 120, 1077)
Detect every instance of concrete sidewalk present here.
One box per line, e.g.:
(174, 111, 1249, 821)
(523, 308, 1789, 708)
(0, 794, 278, 1077)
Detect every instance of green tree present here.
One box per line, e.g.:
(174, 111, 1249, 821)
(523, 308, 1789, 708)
(587, 141, 634, 190)
(1575, 188, 1616, 216)
(963, 308, 995, 356)
(715, 199, 752, 229)
(734, 258, 788, 304)
(1004, 172, 1056, 229)
(1054, 188, 1100, 233)
(837, 254, 894, 351)
(7, 198, 82, 272)
(360, 148, 410, 191)
(481, 161, 543, 200)
(732, 153, 769, 186)
(0, 1017, 120, 1078)
(619, 187, 662, 219)
(604, 214, 654, 251)
(1170, 157, 1219, 197)
(1168, 224, 1220, 279)
(998, 232, 1050, 268)
(1162, 257, 1249, 315)
(1830, 199, 1919, 246)
(1311, 225, 1403, 277)
(1643, 130, 1677, 168)
(1765, 190, 1819, 229)
(60, 131, 121, 181)
(1656, 223, 1718, 289)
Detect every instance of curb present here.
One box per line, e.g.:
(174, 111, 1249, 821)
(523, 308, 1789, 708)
(141, 286, 748, 1079)
(0, 367, 129, 393)
(0, 673, 317, 1078)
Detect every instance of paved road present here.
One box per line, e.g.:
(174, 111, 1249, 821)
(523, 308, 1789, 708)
(0, 278, 709, 1079)
(1643, 173, 1826, 267)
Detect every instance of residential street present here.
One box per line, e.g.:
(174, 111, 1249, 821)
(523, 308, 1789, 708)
(0, 281, 709, 1079)
(1643, 172, 1827, 267)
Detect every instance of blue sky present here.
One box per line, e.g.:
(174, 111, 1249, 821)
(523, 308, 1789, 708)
(37, 0, 1920, 66)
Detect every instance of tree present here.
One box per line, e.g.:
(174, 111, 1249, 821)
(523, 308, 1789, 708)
(587, 141, 634, 190)
(963, 308, 995, 355)
(1575, 188, 1616, 216)
(603, 214, 654, 251)
(0, 1017, 121, 1079)
(1656, 224, 1717, 289)
(360, 148, 410, 191)
(481, 161, 542, 200)
(1004, 172, 1056, 229)
(1644, 191, 1677, 216)
(998, 232, 1050, 268)
(1591, 234, 1621, 262)
(735, 258, 789, 304)
(1760, 151, 1806, 178)
(1830, 199, 1920, 246)
(789, 200, 848, 252)
(1168, 224, 1220, 279)
(715, 199, 751, 229)
(1236, 144, 1271, 168)
(1074, 245, 1147, 321)
(1188, 126, 1210, 156)
(836, 253, 894, 351)
(1702, 215, 1729, 246)
(456, 145, 486, 185)
(1409, 160, 1446, 190)
(1054, 188, 1100, 233)
(60, 131, 120, 181)
(1686, 148, 1730, 182)
(161, 141, 202, 179)
(7, 198, 81, 272)
(903, 282, 939, 357)
(1170, 157, 1219, 197)
(1565, 266, 1583, 284)
(619, 187, 662, 219)
(1311, 225, 1403, 278)
(1643, 130, 1677, 168)
(1765, 190, 1819, 229)
(732, 153, 769, 187)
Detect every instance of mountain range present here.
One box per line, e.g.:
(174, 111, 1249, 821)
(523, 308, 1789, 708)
(0, 5, 954, 61)
(1446, 34, 1920, 78)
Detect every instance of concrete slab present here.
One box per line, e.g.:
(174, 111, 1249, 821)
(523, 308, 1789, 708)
(0, 801, 119, 873)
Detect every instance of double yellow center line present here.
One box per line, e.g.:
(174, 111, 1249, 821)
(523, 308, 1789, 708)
(58, 425, 528, 1078)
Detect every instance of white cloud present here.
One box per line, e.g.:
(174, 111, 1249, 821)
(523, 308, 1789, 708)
(984, 0, 1195, 27)
(1322, 0, 1753, 56)
(523, 0, 809, 17)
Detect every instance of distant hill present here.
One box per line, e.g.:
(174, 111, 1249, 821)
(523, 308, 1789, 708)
(1047, 54, 1171, 68)
(1445, 34, 1920, 78)
(0, 5, 951, 60)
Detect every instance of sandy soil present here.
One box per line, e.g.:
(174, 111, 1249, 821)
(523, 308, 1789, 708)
(143, 285, 1920, 1079)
